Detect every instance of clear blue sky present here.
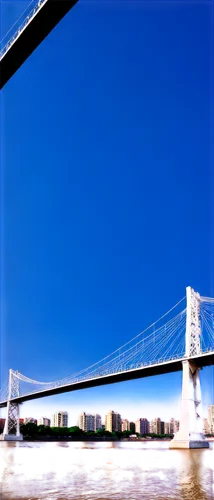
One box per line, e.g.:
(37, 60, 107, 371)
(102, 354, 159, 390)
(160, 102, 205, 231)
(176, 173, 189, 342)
(0, 0, 213, 425)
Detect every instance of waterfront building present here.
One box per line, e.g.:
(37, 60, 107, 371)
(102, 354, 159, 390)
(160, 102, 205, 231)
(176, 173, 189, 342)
(79, 412, 95, 432)
(164, 422, 170, 434)
(78, 413, 85, 431)
(105, 411, 121, 432)
(135, 418, 149, 435)
(51, 412, 68, 427)
(174, 420, 180, 433)
(168, 418, 179, 434)
(164, 419, 179, 435)
(38, 417, 50, 426)
(86, 414, 94, 431)
(79, 411, 94, 432)
(94, 414, 102, 431)
(122, 419, 130, 432)
(203, 418, 209, 434)
(149, 418, 161, 434)
(208, 405, 214, 434)
(129, 422, 136, 433)
(24, 418, 37, 425)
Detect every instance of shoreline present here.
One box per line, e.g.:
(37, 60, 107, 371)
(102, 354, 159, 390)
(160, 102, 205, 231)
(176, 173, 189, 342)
(20, 436, 214, 442)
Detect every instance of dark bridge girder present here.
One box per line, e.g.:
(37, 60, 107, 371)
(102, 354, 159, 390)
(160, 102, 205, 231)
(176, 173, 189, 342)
(0, 351, 213, 408)
(0, 0, 79, 89)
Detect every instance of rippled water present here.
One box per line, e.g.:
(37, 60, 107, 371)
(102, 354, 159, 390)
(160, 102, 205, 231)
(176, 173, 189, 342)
(0, 441, 213, 500)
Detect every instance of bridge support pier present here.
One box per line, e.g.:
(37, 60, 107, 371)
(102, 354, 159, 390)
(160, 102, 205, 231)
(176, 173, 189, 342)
(170, 286, 209, 449)
(0, 401, 23, 441)
(0, 370, 23, 441)
(169, 286, 209, 448)
(169, 360, 208, 449)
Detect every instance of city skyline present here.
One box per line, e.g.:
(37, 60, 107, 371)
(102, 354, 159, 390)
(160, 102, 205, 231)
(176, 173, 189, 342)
(0, 403, 214, 426)
(0, 402, 182, 425)
(1, 405, 214, 435)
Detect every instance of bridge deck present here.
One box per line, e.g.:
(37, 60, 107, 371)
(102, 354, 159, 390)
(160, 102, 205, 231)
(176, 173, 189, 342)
(0, 352, 213, 408)
(0, 0, 79, 89)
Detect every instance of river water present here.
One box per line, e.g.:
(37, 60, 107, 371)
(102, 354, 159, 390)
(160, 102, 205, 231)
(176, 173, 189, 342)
(0, 441, 213, 500)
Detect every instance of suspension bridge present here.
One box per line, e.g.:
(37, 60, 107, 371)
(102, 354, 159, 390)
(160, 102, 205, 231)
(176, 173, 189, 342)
(1, 1, 213, 453)
(0, 0, 79, 89)
(0, 286, 214, 448)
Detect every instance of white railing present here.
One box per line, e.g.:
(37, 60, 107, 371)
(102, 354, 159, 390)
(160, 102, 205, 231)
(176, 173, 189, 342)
(2, 346, 214, 402)
(0, 0, 47, 60)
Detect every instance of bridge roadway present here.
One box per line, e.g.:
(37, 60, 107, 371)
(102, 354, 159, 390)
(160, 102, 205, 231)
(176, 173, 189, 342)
(0, 0, 79, 89)
(0, 351, 213, 408)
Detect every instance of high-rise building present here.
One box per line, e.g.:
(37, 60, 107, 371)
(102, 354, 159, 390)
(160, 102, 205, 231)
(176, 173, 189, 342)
(135, 418, 149, 435)
(51, 412, 68, 427)
(79, 411, 102, 432)
(163, 419, 179, 435)
(79, 413, 95, 432)
(169, 419, 179, 435)
(94, 414, 102, 431)
(79, 413, 86, 431)
(105, 411, 121, 432)
(129, 422, 136, 433)
(203, 418, 209, 434)
(135, 419, 140, 434)
(208, 405, 214, 434)
(149, 418, 161, 434)
(87, 415, 95, 432)
(122, 419, 130, 432)
(24, 418, 37, 425)
(174, 420, 180, 433)
(38, 417, 51, 426)
(164, 422, 170, 434)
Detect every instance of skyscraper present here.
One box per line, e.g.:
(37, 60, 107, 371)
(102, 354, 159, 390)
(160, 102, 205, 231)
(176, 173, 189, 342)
(94, 414, 102, 431)
(129, 422, 136, 433)
(149, 418, 161, 434)
(164, 422, 170, 434)
(51, 412, 68, 427)
(135, 418, 149, 435)
(122, 419, 130, 432)
(79, 411, 88, 431)
(169, 418, 178, 434)
(78, 413, 101, 431)
(105, 411, 121, 432)
(203, 418, 209, 434)
(174, 420, 180, 433)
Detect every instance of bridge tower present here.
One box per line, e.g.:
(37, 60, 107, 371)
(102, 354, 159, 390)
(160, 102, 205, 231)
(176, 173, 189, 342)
(0, 369, 23, 441)
(169, 286, 209, 448)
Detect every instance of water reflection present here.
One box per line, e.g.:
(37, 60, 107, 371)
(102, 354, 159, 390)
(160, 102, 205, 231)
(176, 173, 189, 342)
(0, 441, 213, 500)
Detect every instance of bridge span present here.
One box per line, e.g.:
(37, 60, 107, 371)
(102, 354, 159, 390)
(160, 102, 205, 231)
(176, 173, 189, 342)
(0, 0, 79, 89)
(0, 351, 213, 409)
(0, 287, 214, 448)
